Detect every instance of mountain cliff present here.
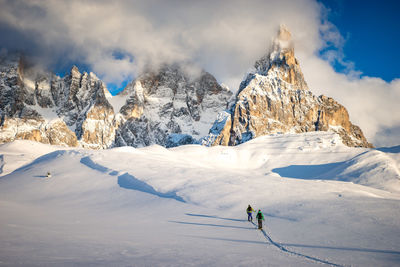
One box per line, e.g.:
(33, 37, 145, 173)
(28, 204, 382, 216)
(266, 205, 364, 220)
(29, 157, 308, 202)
(0, 26, 372, 148)
(113, 64, 233, 147)
(204, 25, 372, 148)
(0, 54, 119, 148)
(0, 55, 78, 147)
(0, 56, 232, 148)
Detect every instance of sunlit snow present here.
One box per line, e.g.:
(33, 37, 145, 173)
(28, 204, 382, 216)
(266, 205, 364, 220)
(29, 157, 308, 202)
(0, 132, 399, 266)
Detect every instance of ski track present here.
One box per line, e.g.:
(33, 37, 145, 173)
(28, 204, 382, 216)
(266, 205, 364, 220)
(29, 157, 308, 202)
(250, 221, 345, 267)
(83, 154, 345, 266)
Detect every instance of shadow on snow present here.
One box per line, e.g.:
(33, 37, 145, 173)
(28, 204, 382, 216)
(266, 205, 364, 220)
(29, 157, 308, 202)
(183, 214, 400, 261)
(376, 145, 400, 153)
(80, 156, 115, 174)
(185, 213, 246, 222)
(12, 150, 70, 174)
(272, 162, 344, 180)
(118, 172, 185, 202)
(281, 242, 400, 256)
(169, 221, 253, 230)
(186, 213, 297, 222)
(185, 235, 266, 245)
(80, 156, 185, 202)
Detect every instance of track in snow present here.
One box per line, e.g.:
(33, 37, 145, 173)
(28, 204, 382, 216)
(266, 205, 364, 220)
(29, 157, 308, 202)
(250, 221, 344, 267)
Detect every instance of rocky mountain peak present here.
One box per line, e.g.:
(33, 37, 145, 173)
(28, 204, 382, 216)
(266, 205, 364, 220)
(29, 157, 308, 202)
(0, 52, 234, 149)
(70, 65, 80, 75)
(1, 30, 372, 150)
(114, 63, 233, 148)
(253, 25, 292, 73)
(251, 25, 307, 91)
(206, 26, 372, 148)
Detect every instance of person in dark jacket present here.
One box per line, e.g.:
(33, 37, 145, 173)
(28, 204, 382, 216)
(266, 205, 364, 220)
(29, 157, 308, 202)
(256, 209, 265, 229)
(246, 205, 255, 221)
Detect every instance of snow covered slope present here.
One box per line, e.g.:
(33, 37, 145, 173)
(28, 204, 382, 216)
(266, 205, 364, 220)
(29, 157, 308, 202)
(0, 140, 67, 176)
(0, 132, 399, 266)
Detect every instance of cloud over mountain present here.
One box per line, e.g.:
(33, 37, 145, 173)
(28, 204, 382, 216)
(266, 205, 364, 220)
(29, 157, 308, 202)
(0, 0, 398, 146)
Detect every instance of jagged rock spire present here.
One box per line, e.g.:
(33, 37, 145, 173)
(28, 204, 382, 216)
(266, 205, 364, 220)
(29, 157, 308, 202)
(254, 24, 293, 74)
(114, 64, 233, 148)
(251, 24, 307, 91)
(206, 25, 372, 148)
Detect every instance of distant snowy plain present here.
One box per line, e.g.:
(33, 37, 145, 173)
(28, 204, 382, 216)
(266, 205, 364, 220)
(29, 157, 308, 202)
(0, 132, 399, 266)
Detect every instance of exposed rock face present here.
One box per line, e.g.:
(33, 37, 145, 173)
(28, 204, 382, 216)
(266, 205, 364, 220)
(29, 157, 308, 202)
(114, 65, 233, 147)
(0, 117, 78, 147)
(0, 55, 39, 120)
(45, 120, 78, 147)
(0, 55, 113, 148)
(52, 66, 116, 148)
(0, 26, 372, 149)
(0, 56, 232, 148)
(80, 101, 116, 149)
(206, 25, 372, 148)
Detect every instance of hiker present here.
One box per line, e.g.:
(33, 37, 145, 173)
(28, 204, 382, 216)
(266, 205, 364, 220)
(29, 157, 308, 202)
(256, 209, 265, 229)
(246, 205, 255, 221)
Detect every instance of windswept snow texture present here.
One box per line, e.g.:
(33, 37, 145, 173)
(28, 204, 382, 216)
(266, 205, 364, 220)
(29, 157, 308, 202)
(0, 132, 400, 266)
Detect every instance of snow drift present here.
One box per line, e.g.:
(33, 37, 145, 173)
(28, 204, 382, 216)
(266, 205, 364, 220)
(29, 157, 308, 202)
(0, 132, 399, 266)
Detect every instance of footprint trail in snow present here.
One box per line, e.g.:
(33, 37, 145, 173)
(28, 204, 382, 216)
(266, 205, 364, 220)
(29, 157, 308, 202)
(250, 221, 345, 267)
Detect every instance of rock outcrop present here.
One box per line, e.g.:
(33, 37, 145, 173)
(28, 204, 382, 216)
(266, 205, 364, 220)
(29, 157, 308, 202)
(0, 26, 372, 149)
(0, 56, 233, 148)
(205, 25, 372, 148)
(114, 64, 233, 147)
(0, 55, 114, 148)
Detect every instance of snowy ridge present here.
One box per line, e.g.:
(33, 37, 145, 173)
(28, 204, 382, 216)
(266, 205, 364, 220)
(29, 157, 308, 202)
(0, 132, 399, 266)
(0, 133, 399, 266)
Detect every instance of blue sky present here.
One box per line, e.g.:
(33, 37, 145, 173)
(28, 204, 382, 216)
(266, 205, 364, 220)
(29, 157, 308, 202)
(319, 0, 400, 81)
(103, 0, 400, 91)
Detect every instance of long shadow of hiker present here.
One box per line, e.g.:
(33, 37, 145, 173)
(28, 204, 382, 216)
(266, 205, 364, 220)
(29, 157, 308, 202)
(185, 213, 246, 222)
(170, 220, 253, 230)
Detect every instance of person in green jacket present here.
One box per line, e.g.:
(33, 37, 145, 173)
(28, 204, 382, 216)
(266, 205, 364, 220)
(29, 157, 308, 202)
(256, 209, 265, 229)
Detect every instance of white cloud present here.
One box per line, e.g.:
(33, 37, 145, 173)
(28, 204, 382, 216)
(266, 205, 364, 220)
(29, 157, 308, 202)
(0, 0, 321, 85)
(0, 0, 399, 146)
(300, 55, 400, 147)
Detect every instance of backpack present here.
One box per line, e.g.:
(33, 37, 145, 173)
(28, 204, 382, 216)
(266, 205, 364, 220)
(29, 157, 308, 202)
(257, 212, 263, 219)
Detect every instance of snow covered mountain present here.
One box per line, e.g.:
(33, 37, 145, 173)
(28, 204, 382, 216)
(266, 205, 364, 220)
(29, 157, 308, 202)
(113, 64, 233, 147)
(0, 26, 371, 149)
(205, 25, 372, 148)
(0, 56, 232, 148)
(0, 55, 115, 148)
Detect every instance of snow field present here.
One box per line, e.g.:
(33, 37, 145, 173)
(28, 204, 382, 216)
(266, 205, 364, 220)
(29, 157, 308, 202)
(0, 132, 399, 266)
